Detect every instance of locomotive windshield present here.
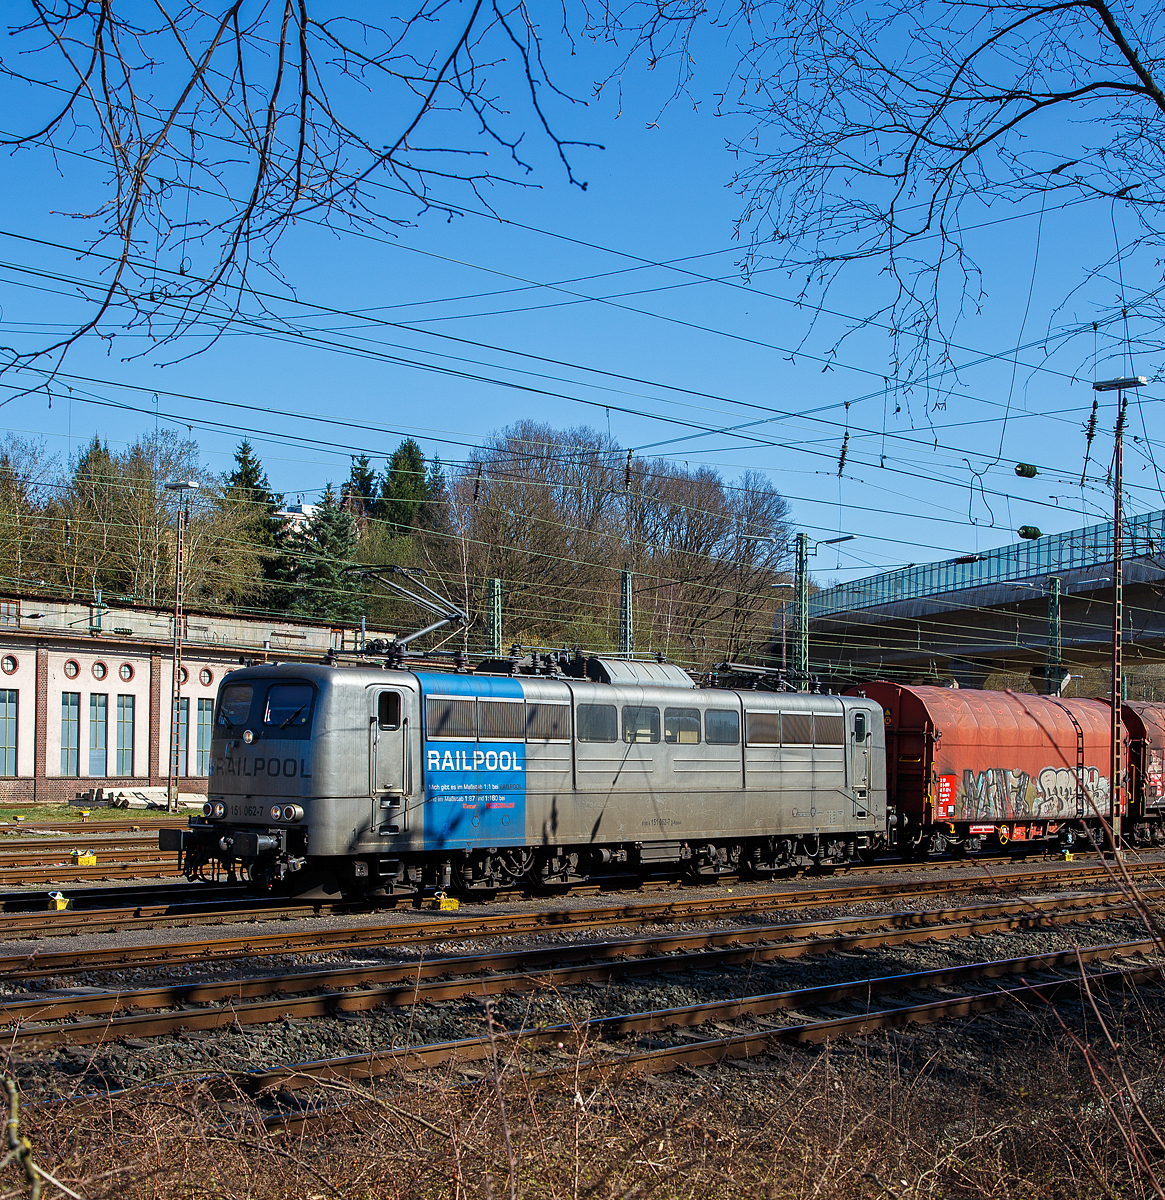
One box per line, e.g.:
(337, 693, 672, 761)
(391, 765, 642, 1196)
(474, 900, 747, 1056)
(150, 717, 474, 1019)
(216, 684, 253, 729)
(213, 680, 316, 739)
(261, 683, 315, 738)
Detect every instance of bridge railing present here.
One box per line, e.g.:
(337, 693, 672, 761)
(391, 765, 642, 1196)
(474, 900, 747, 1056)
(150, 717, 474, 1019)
(807, 508, 1165, 619)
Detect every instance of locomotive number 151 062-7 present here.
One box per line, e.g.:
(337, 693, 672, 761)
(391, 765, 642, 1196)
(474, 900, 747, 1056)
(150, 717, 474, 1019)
(229, 803, 267, 819)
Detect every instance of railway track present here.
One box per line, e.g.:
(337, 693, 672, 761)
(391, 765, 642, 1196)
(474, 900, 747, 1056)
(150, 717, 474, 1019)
(0, 818, 183, 835)
(0, 856, 182, 885)
(1, 855, 1159, 960)
(3, 890, 1153, 1045)
(212, 943, 1165, 1100)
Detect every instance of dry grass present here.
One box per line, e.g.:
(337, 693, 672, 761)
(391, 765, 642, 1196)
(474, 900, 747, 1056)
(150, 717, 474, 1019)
(6, 982, 1165, 1200)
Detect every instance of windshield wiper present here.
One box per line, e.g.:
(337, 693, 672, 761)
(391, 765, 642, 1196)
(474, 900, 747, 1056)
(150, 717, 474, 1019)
(278, 703, 308, 729)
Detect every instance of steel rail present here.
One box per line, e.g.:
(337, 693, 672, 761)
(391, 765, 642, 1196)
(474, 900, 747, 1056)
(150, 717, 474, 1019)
(0, 820, 181, 835)
(242, 942, 1163, 1092)
(0, 882, 245, 914)
(2, 860, 1160, 975)
(0, 835, 164, 854)
(0, 860, 181, 885)
(0, 849, 172, 868)
(6, 893, 1155, 1044)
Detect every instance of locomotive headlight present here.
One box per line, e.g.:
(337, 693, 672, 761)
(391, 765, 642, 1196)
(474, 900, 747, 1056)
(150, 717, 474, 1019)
(211, 801, 226, 819)
(243, 729, 254, 744)
(269, 804, 283, 821)
(281, 804, 304, 823)
(203, 803, 213, 817)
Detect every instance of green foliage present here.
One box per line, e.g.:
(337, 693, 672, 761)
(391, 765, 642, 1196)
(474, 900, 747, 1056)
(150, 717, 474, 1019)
(284, 486, 364, 623)
(224, 440, 285, 594)
(377, 438, 430, 531)
(344, 455, 378, 521)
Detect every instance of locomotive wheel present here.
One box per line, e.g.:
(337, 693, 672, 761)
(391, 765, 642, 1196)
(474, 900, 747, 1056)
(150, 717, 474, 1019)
(534, 849, 588, 889)
(451, 851, 513, 897)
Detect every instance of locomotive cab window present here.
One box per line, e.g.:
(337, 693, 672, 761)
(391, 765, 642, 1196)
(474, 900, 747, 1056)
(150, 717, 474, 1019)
(577, 704, 617, 743)
(622, 706, 660, 744)
(216, 684, 253, 729)
(377, 691, 401, 730)
(854, 712, 867, 741)
(705, 709, 740, 745)
(664, 707, 701, 745)
(262, 683, 315, 739)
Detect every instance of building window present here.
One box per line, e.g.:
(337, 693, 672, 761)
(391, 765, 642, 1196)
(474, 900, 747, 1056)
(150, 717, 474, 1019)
(196, 698, 213, 776)
(92, 661, 107, 681)
(0, 600, 17, 627)
(172, 696, 189, 777)
(63, 659, 80, 679)
(116, 694, 135, 776)
(0, 690, 16, 776)
(89, 694, 107, 777)
(177, 665, 188, 685)
(119, 663, 134, 682)
(199, 668, 213, 687)
(1, 655, 16, 675)
(60, 692, 80, 776)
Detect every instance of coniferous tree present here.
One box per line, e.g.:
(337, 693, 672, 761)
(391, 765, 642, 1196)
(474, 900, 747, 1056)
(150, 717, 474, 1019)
(342, 454, 378, 524)
(224, 440, 286, 598)
(286, 485, 364, 622)
(376, 439, 429, 531)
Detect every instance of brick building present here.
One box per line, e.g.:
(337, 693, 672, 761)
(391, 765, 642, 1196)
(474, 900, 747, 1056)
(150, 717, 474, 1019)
(0, 595, 383, 803)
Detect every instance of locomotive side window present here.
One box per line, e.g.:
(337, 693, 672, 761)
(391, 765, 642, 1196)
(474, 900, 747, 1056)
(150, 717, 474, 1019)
(577, 704, 617, 743)
(526, 702, 570, 741)
(479, 699, 524, 740)
(622, 706, 660, 744)
(782, 713, 813, 745)
(377, 691, 401, 730)
(815, 715, 845, 745)
(262, 683, 315, 738)
(664, 707, 701, 744)
(216, 684, 253, 729)
(745, 712, 781, 745)
(705, 709, 740, 745)
(854, 712, 867, 741)
(426, 698, 476, 739)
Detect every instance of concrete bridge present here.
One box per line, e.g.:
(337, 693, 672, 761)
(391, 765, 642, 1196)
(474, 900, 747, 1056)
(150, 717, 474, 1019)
(806, 509, 1165, 689)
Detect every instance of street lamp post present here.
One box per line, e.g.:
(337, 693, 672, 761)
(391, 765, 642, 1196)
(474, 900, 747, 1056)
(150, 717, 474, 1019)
(1093, 375, 1146, 852)
(165, 480, 199, 812)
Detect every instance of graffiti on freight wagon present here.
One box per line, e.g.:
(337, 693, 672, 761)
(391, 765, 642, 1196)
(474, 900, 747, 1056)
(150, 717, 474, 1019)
(955, 766, 1109, 820)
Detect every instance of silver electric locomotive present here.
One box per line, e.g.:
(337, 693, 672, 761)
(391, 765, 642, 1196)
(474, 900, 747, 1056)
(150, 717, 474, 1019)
(162, 657, 886, 894)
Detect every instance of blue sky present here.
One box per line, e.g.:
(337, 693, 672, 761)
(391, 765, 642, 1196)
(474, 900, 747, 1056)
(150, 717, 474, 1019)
(0, 9, 1160, 589)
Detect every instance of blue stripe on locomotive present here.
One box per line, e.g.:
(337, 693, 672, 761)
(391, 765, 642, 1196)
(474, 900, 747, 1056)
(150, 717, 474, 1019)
(414, 673, 527, 850)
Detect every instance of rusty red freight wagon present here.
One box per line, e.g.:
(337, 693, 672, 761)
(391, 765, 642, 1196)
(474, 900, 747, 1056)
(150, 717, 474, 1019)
(854, 683, 1121, 855)
(1121, 700, 1165, 841)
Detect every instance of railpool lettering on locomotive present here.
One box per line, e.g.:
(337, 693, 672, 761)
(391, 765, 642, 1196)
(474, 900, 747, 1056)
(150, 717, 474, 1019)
(212, 755, 312, 779)
(160, 657, 1165, 895)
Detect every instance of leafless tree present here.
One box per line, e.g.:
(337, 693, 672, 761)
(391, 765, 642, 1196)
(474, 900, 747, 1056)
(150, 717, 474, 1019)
(441, 421, 791, 662)
(2, 2, 593, 372)
(586, 0, 1165, 378)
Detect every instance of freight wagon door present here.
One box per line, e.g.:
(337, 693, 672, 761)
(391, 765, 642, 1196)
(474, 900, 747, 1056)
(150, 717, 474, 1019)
(370, 688, 411, 833)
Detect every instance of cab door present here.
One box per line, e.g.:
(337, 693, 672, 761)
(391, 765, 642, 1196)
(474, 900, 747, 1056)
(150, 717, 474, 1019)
(851, 708, 871, 811)
(370, 688, 411, 833)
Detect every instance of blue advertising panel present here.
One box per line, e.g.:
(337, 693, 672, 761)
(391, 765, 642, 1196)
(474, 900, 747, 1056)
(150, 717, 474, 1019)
(415, 673, 527, 850)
